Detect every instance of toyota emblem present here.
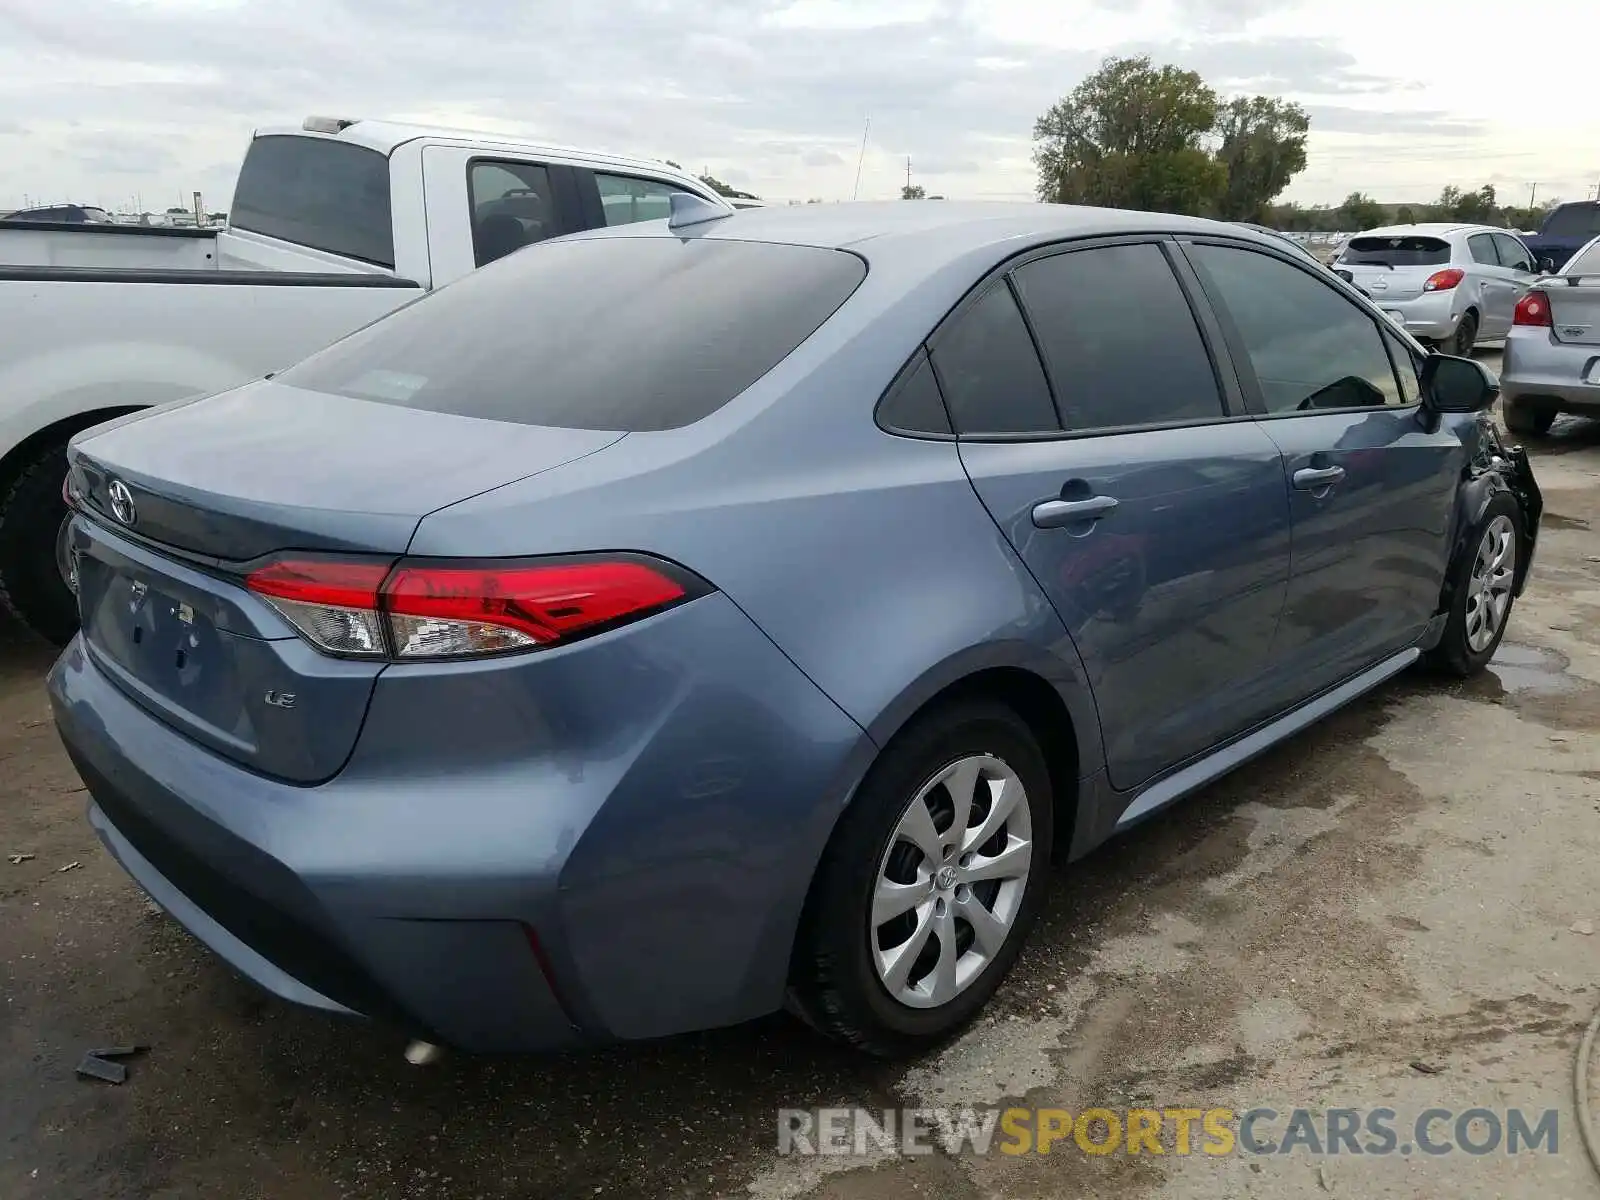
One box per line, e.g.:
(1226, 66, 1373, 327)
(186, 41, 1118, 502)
(107, 479, 137, 527)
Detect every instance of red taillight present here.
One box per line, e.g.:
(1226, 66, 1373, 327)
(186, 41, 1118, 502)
(246, 554, 703, 660)
(1423, 268, 1464, 292)
(1513, 291, 1553, 327)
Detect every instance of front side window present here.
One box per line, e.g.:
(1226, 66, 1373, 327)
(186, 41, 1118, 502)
(469, 160, 556, 266)
(1189, 244, 1405, 413)
(1011, 242, 1224, 433)
(1493, 233, 1534, 273)
(595, 174, 683, 227)
(928, 283, 1058, 436)
(1383, 328, 1423, 406)
(1467, 233, 1500, 266)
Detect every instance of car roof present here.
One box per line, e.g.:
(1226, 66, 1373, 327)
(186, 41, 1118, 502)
(252, 118, 706, 187)
(1354, 222, 1511, 239)
(575, 200, 1283, 269)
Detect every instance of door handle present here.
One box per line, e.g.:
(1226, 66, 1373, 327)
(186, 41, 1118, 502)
(1292, 465, 1346, 490)
(1032, 494, 1118, 528)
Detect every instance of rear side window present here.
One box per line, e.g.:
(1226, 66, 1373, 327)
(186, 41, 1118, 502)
(1012, 243, 1224, 432)
(929, 283, 1058, 435)
(231, 135, 394, 268)
(469, 160, 556, 266)
(1340, 236, 1451, 268)
(877, 350, 951, 435)
(276, 237, 866, 431)
(1543, 203, 1600, 239)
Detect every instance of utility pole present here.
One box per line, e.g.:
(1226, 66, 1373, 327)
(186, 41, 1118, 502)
(906, 156, 912, 194)
(1529, 182, 1538, 208)
(852, 117, 870, 202)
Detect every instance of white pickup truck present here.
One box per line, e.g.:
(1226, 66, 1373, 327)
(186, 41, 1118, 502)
(0, 116, 730, 643)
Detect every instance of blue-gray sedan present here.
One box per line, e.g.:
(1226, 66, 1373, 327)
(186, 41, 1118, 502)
(49, 200, 1543, 1058)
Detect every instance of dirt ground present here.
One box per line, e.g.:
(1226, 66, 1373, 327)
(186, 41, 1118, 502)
(4, 358, 1600, 1199)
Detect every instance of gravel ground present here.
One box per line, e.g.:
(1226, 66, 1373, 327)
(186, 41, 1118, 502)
(4, 355, 1599, 1199)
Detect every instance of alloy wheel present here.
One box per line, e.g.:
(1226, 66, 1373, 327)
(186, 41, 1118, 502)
(1465, 514, 1516, 652)
(871, 754, 1034, 1009)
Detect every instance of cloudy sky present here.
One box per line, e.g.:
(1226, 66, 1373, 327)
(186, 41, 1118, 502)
(2, 0, 1596, 215)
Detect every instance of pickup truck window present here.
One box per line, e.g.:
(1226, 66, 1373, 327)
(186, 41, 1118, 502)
(469, 160, 556, 266)
(595, 173, 680, 226)
(276, 237, 867, 431)
(1543, 202, 1600, 239)
(231, 134, 395, 269)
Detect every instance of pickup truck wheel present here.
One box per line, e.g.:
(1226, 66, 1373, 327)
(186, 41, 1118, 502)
(0, 444, 80, 646)
(1503, 400, 1556, 437)
(1425, 492, 1522, 678)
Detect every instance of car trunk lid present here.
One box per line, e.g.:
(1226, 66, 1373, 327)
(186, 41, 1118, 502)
(67, 379, 623, 783)
(1544, 276, 1600, 346)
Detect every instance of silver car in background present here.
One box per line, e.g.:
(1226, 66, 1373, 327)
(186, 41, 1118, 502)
(1500, 234, 1600, 435)
(1334, 224, 1541, 355)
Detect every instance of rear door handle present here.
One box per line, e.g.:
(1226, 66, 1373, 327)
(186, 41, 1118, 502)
(1292, 465, 1346, 490)
(1032, 495, 1118, 528)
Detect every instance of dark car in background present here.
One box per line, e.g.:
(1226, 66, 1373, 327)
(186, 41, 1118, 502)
(50, 202, 1542, 1060)
(1522, 200, 1600, 273)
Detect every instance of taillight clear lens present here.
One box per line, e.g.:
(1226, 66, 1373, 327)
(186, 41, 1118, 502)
(245, 555, 703, 661)
(1513, 292, 1552, 327)
(247, 559, 393, 657)
(1423, 268, 1465, 292)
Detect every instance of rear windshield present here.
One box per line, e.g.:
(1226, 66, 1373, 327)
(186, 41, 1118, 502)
(1543, 203, 1600, 239)
(1566, 241, 1600, 276)
(230, 135, 394, 268)
(1340, 236, 1451, 267)
(276, 236, 867, 431)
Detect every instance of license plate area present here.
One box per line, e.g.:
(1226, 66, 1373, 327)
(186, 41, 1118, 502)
(78, 557, 240, 713)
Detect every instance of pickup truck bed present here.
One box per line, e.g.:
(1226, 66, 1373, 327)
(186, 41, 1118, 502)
(0, 116, 730, 643)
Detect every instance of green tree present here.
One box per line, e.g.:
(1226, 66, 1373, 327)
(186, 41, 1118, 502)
(1464, 184, 1498, 223)
(901, 184, 927, 199)
(1213, 96, 1310, 222)
(1032, 55, 1226, 215)
(1337, 191, 1386, 231)
(697, 173, 759, 200)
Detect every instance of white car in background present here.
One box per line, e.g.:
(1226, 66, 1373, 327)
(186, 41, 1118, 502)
(1499, 233, 1600, 435)
(1333, 223, 1542, 356)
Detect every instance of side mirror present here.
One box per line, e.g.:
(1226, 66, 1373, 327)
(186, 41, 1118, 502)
(1421, 353, 1499, 414)
(1539, 256, 1557, 275)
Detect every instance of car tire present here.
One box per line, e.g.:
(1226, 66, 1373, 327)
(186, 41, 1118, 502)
(1425, 491, 1522, 678)
(790, 698, 1053, 1058)
(1503, 400, 1556, 437)
(0, 441, 80, 647)
(1450, 310, 1478, 357)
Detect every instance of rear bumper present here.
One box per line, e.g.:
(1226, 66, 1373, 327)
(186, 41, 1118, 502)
(49, 589, 873, 1052)
(1368, 290, 1462, 341)
(1501, 328, 1600, 411)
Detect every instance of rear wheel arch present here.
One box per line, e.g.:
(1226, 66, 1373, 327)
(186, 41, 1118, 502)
(786, 672, 1076, 1053)
(0, 406, 147, 643)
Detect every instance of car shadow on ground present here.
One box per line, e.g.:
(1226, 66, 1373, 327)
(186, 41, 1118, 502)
(0, 617, 1458, 1200)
